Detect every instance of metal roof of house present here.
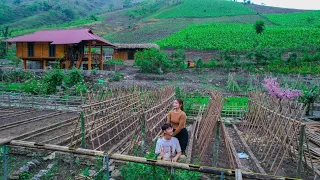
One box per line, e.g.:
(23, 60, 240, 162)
(4, 29, 114, 46)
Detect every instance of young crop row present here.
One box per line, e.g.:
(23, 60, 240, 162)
(156, 23, 320, 51)
(265, 10, 320, 28)
(156, 0, 256, 18)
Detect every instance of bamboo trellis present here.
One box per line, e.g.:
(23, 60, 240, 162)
(240, 92, 317, 177)
(194, 91, 235, 168)
(70, 87, 175, 154)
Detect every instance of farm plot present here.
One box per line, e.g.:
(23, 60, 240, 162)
(156, 0, 256, 18)
(0, 107, 79, 142)
(156, 23, 320, 50)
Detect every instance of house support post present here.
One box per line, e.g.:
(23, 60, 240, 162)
(88, 41, 92, 70)
(100, 43, 104, 70)
(23, 59, 27, 69)
(43, 60, 47, 70)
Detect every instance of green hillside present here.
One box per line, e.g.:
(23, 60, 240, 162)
(0, 0, 123, 33)
(156, 0, 257, 18)
(156, 23, 320, 50)
(265, 11, 320, 27)
(1, 0, 319, 53)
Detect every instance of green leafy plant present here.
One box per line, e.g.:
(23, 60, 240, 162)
(171, 49, 187, 70)
(300, 86, 320, 116)
(226, 74, 241, 92)
(109, 71, 123, 82)
(134, 48, 171, 74)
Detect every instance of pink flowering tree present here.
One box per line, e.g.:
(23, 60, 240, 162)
(262, 78, 302, 100)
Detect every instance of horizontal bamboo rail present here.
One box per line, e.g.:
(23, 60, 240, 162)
(2, 140, 295, 180)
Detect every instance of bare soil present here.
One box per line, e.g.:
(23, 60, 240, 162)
(0, 107, 78, 139)
(227, 126, 261, 173)
(236, 125, 315, 180)
(0, 108, 55, 126)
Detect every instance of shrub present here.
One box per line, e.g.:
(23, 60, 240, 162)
(23, 79, 40, 95)
(171, 49, 187, 69)
(195, 58, 204, 68)
(65, 68, 83, 87)
(41, 69, 65, 94)
(109, 71, 122, 82)
(135, 48, 171, 74)
(106, 59, 124, 65)
(204, 58, 217, 68)
(286, 52, 300, 66)
(255, 20, 265, 34)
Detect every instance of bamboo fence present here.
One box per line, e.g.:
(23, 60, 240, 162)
(70, 87, 175, 154)
(240, 92, 318, 177)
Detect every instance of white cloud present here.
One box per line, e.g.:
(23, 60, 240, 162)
(245, 0, 320, 10)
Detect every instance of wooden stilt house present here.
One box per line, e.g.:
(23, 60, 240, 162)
(4, 29, 114, 70)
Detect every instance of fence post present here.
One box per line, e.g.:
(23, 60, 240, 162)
(80, 112, 86, 148)
(297, 124, 306, 178)
(3, 145, 7, 180)
(105, 154, 109, 180)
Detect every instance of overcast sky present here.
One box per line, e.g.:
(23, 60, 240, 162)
(243, 0, 320, 10)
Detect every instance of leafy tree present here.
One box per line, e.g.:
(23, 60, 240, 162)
(171, 49, 186, 69)
(13, 0, 21, 6)
(90, 14, 98, 21)
(134, 48, 171, 74)
(109, 3, 114, 12)
(255, 20, 265, 34)
(123, 0, 132, 8)
(62, 9, 75, 20)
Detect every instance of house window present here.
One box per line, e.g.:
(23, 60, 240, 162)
(27, 42, 34, 57)
(49, 43, 56, 57)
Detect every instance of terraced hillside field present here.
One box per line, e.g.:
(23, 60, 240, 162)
(156, 0, 257, 18)
(156, 23, 320, 50)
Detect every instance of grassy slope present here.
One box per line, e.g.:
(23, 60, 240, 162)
(264, 11, 320, 27)
(156, 0, 256, 18)
(156, 23, 320, 50)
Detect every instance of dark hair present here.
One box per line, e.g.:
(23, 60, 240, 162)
(175, 99, 184, 111)
(161, 123, 172, 131)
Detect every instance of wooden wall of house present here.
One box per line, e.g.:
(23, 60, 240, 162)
(16, 42, 65, 59)
(113, 50, 128, 60)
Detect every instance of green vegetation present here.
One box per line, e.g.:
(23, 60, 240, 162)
(265, 11, 320, 27)
(255, 20, 265, 34)
(121, 142, 201, 180)
(105, 59, 125, 65)
(224, 97, 248, 108)
(134, 48, 171, 74)
(156, 0, 256, 18)
(156, 23, 320, 51)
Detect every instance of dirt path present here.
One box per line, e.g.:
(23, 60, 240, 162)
(227, 126, 261, 173)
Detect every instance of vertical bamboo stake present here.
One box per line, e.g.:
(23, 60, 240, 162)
(297, 124, 305, 178)
(80, 112, 86, 149)
(105, 154, 109, 180)
(3, 145, 7, 180)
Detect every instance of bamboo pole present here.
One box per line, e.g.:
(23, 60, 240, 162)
(7, 140, 291, 179)
(297, 124, 305, 178)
